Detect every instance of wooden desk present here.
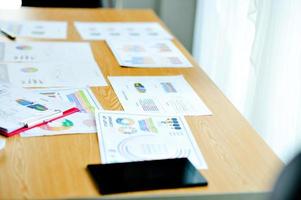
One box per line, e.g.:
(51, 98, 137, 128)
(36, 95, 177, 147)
(0, 8, 282, 199)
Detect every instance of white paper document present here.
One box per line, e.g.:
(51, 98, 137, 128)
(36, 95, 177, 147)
(109, 75, 212, 116)
(75, 22, 173, 41)
(0, 62, 107, 87)
(21, 88, 103, 137)
(107, 40, 192, 68)
(0, 82, 74, 133)
(0, 41, 95, 63)
(0, 20, 67, 39)
(96, 111, 208, 169)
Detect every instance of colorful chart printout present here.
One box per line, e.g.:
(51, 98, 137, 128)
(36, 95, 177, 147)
(109, 75, 212, 116)
(95, 111, 208, 169)
(20, 88, 103, 137)
(0, 82, 74, 133)
(107, 40, 192, 68)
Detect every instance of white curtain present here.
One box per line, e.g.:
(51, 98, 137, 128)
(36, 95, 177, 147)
(193, 0, 301, 162)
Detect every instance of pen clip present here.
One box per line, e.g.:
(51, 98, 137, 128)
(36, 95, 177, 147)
(21, 110, 63, 128)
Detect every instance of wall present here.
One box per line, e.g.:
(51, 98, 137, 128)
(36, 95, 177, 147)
(158, 0, 196, 53)
(103, 0, 196, 52)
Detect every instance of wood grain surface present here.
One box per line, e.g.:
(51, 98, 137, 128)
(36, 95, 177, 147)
(0, 8, 283, 199)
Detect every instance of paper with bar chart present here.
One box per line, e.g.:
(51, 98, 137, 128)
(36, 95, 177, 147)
(21, 88, 103, 137)
(74, 22, 173, 41)
(106, 39, 192, 68)
(0, 61, 107, 88)
(109, 75, 212, 116)
(0, 41, 94, 63)
(0, 82, 74, 133)
(0, 20, 67, 39)
(95, 111, 207, 169)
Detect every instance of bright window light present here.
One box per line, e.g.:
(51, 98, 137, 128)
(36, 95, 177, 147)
(0, 0, 21, 9)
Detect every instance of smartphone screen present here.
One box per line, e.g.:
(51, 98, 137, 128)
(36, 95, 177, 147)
(87, 158, 208, 194)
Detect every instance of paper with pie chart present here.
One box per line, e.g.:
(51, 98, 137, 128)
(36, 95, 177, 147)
(0, 41, 95, 63)
(0, 82, 74, 133)
(107, 40, 192, 68)
(21, 87, 103, 137)
(0, 61, 107, 88)
(0, 20, 67, 39)
(74, 22, 173, 41)
(95, 111, 208, 169)
(109, 75, 212, 116)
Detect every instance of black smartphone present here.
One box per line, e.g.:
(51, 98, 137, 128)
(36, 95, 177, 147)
(87, 158, 208, 194)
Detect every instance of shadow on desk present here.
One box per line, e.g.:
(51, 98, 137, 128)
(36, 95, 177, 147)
(84, 192, 268, 200)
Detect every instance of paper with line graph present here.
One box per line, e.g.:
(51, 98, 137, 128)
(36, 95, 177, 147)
(109, 75, 211, 116)
(21, 88, 103, 137)
(95, 111, 207, 169)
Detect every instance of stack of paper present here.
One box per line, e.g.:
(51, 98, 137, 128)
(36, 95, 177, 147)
(0, 82, 78, 137)
(0, 41, 107, 87)
(21, 88, 103, 137)
(0, 41, 107, 137)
